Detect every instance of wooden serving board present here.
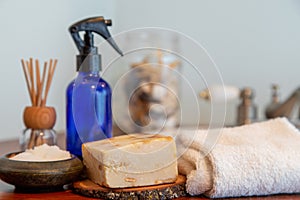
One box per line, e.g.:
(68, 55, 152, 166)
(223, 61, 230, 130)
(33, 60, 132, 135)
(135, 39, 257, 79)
(73, 175, 187, 200)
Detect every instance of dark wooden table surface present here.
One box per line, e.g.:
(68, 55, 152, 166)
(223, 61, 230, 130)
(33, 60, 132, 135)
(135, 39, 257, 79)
(0, 135, 300, 200)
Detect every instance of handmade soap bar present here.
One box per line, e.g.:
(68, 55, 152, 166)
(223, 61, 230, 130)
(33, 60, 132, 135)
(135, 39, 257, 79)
(82, 134, 178, 188)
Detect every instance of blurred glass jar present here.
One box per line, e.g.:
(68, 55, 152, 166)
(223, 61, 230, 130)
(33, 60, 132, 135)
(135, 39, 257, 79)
(20, 129, 57, 151)
(115, 30, 181, 133)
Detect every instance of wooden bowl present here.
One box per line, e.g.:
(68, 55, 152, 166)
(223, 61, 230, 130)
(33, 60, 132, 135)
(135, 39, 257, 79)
(0, 152, 83, 192)
(23, 106, 56, 129)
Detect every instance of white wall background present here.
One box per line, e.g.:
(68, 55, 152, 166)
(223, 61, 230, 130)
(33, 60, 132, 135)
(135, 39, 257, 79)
(113, 0, 300, 126)
(1, 0, 300, 140)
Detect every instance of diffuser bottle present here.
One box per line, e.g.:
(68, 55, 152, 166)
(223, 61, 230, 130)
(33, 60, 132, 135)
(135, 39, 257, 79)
(20, 58, 58, 150)
(21, 107, 57, 150)
(66, 16, 123, 158)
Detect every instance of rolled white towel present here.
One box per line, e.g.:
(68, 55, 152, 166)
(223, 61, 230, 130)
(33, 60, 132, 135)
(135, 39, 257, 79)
(177, 118, 300, 198)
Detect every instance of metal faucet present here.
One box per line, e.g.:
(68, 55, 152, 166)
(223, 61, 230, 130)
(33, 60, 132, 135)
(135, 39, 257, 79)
(237, 87, 258, 125)
(265, 85, 300, 119)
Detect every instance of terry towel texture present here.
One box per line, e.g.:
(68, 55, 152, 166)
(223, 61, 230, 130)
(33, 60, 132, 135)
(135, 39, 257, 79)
(177, 118, 300, 198)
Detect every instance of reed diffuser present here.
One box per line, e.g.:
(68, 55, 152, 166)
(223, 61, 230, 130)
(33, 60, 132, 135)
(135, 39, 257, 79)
(21, 58, 58, 150)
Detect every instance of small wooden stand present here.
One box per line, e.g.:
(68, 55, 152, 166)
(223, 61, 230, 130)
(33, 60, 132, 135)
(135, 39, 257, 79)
(73, 175, 186, 200)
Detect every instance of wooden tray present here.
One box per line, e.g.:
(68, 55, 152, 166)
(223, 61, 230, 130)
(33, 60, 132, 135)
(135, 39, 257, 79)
(73, 175, 186, 200)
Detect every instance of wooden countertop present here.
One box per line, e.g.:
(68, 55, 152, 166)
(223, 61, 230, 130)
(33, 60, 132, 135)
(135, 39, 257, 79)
(0, 135, 300, 200)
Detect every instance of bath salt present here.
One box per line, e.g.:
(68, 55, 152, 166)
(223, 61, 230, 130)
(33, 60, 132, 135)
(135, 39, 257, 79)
(10, 144, 71, 162)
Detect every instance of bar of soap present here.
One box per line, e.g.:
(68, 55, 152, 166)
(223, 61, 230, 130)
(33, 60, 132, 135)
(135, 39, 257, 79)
(82, 134, 178, 188)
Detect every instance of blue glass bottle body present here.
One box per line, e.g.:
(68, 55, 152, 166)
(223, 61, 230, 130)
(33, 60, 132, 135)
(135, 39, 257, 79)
(66, 71, 112, 158)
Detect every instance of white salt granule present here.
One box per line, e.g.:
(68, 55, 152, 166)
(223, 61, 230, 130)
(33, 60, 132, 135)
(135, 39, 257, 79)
(10, 144, 71, 162)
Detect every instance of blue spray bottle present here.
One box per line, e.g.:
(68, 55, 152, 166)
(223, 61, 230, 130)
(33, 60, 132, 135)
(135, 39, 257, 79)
(67, 17, 123, 158)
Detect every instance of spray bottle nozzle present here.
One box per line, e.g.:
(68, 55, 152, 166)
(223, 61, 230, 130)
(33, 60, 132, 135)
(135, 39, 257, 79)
(104, 19, 112, 26)
(69, 16, 123, 71)
(84, 31, 93, 47)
